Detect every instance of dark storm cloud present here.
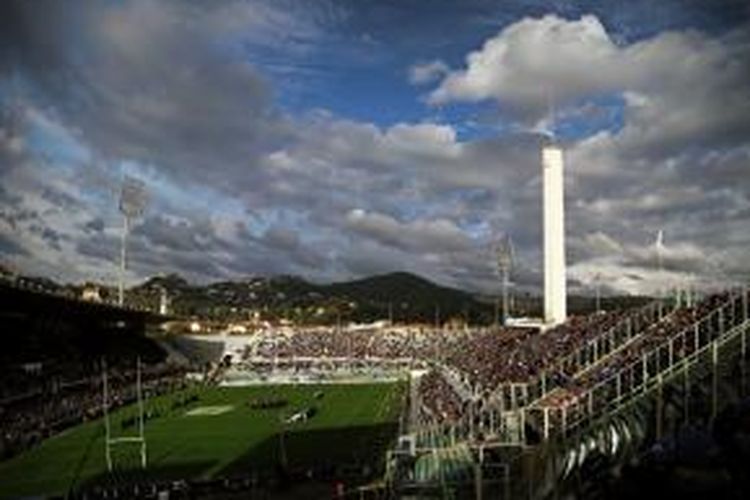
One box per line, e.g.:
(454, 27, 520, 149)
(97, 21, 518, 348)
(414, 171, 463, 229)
(127, 213, 327, 281)
(0, 231, 29, 256)
(40, 186, 82, 211)
(0, 185, 22, 208)
(83, 218, 105, 234)
(242, 224, 328, 274)
(0, 0, 289, 192)
(33, 225, 65, 251)
(133, 215, 231, 254)
(0, 0, 553, 290)
(0, 207, 37, 230)
(76, 223, 230, 282)
(263, 226, 300, 252)
(76, 235, 115, 262)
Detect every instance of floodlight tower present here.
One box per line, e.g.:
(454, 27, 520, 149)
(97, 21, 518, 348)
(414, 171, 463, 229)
(542, 137, 567, 325)
(594, 272, 603, 313)
(495, 235, 514, 327)
(118, 176, 147, 307)
(655, 230, 664, 298)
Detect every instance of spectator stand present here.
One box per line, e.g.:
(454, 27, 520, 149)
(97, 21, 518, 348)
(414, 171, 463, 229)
(524, 288, 747, 442)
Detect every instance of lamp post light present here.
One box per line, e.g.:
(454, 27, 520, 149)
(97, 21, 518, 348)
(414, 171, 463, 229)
(594, 272, 602, 313)
(655, 230, 664, 299)
(118, 176, 147, 307)
(494, 235, 514, 327)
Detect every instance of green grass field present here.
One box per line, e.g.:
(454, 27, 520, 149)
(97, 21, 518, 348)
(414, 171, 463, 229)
(0, 382, 404, 499)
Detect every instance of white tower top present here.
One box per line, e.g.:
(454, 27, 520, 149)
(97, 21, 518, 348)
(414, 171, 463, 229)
(542, 142, 567, 325)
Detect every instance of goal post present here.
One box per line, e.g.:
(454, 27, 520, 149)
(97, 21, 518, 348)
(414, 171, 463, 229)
(102, 357, 148, 471)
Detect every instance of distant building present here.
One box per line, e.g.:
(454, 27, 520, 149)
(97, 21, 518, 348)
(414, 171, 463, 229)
(445, 317, 468, 331)
(159, 288, 170, 315)
(81, 284, 102, 302)
(0, 263, 16, 281)
(227, 323, 248, 334)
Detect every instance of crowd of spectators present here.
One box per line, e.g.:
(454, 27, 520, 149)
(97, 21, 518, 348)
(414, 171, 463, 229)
(443, 327, 538, 391)
(498, 311, 627, 383)
(247, 326, 464, 361)
(414, 311, 636, 424)
(0, 363, 187, 460)
(581, 292, 731, 388)
(536, 291, 738, 412)
(243, 309, 635, 394)
(238, 310, 642, 426)
(234, 291, 743, 430)
(417, 370, 464, 424)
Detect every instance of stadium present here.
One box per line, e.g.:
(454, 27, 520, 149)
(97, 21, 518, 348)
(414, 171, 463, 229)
(1, 99, 750, 500)
(2, 1, 750, 499)
(0, 277, 408, 499)
(2, 265, 750, 499)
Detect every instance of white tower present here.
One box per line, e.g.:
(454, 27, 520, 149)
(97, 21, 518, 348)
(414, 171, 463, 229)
(542, 141, 567, 325)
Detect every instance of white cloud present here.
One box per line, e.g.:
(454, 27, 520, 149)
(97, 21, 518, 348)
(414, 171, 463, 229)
(345, 209, 470, 253)
(408, 59, 449, 85)
(3, 6, 750, 297)
(427, 14, 750, 134)
(582, 231, 623, 256)
(428, 15, 620, 115)
(383, 122, 460, 157)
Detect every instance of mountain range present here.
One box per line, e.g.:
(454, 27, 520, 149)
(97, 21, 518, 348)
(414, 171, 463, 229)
(1, 262, 650, 324)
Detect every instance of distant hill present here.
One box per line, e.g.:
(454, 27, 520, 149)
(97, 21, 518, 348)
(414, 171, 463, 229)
(123, 271, 491, 324)
(323, 271, 483, 323)
(327, 271, 466, 301)
(2, 268, 652, 325)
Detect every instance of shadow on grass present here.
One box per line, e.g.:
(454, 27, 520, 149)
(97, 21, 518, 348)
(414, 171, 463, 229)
(71, 422, 398, 496)
(220, 422, 398, 480)
(75, 460, 217, 492)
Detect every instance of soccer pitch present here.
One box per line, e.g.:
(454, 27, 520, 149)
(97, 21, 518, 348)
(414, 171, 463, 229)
(0, 382, 404, 498)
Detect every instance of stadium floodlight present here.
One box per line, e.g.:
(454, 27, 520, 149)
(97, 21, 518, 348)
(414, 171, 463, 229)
(594, 272, 603, 313)
(120, 176, 148, 218)
(494, 235, 514, 327)
(118, 176, 148, 307)
(434, 303, 440, 331)
(654, 230, 664, 299)
(655, 230, 664, 271)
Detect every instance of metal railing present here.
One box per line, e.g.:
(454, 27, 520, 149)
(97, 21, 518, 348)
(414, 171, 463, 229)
(525, 289, 748, 440)
(486, 300, 666, 413)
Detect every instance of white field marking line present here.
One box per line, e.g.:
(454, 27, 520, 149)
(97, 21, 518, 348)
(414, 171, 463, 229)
(184, 405, 234, 416)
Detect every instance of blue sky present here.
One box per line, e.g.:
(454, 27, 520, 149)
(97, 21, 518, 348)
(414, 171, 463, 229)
(257, 0, 746, 134)
(1, 0, 749, 294)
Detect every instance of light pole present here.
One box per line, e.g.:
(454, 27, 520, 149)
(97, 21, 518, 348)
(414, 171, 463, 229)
(494, 235, 514, 327)
(594, 272, 602, 313)
(655, 230, 664, 299)
(117, 176, 147, 307)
